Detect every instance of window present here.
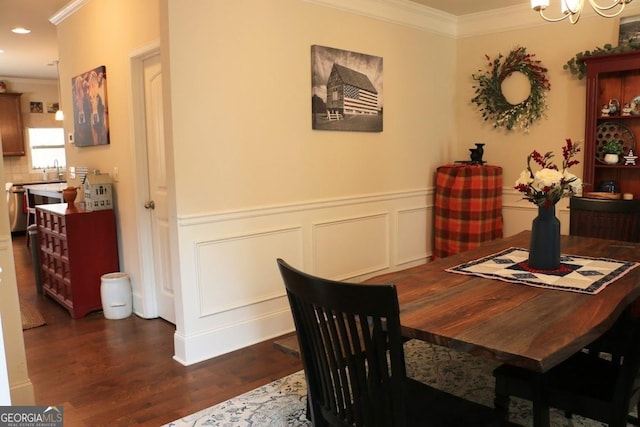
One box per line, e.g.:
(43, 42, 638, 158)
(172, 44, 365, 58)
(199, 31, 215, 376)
(27, 128, 66, 171)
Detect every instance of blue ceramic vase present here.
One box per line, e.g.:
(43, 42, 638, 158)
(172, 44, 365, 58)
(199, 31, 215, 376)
(528, 204, 560, 270)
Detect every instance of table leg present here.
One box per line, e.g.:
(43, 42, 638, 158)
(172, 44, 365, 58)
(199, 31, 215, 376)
(532, 372, 550, 427)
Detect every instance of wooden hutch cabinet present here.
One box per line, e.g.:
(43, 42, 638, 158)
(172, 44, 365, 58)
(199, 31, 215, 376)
(36, 204, 119, 318)
(583, 51, 640, 196)
(0, 93, 25, 156)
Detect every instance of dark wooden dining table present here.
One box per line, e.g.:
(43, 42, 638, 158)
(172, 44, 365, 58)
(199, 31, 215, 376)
(363, 230, 640, 427)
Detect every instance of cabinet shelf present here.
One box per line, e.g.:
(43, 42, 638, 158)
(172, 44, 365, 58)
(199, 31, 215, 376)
(597, 115, 640, 120)
(583, 51, 640, 197)
(595, 164, 640, 169)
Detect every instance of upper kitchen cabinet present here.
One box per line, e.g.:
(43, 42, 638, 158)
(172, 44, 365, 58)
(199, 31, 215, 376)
(0, 93, 25, 156)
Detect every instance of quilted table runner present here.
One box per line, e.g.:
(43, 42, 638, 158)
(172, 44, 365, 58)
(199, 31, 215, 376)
(446, 247, 639, 295)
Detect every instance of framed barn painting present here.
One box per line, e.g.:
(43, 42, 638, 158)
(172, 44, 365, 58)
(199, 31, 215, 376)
(311, 45, 383, 132)
(71, 65, 109, 146)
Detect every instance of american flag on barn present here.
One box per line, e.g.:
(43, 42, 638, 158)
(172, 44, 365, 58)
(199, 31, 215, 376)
(326, 63, 379, 117)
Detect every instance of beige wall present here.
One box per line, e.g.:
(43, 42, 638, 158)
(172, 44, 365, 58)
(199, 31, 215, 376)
(55, 0, 161, 309)
(0, 158, 33, 402)
(0, 226, 32, 404)
(163, 0, 460, 362)
(455, 11, 633, 235)
(167, 0, 457, 213)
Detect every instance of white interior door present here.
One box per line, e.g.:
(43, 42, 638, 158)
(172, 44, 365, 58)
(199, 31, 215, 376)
(143, 53, 175, 323)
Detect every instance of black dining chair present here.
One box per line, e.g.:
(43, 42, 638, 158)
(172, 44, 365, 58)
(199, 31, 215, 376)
(569, 196, 640, 242)
(569, 195, 640, 345)
(492, 311, 640, 426)
(277, 258, 509, 427)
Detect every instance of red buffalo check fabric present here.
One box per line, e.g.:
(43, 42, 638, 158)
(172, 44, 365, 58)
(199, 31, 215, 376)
(434, 164, 503, 258)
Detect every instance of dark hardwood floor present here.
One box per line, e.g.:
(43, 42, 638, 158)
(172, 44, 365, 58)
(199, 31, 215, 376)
(12, 233, 302, 426)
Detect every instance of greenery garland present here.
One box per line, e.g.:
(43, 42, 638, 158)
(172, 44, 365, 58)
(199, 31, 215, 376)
(564, 44, 640, 80)
(471, 46, 550, 132)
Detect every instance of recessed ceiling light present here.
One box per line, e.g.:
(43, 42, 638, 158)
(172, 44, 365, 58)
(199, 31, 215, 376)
(0, 50, 4, 54)
(11, 27, 31, 34)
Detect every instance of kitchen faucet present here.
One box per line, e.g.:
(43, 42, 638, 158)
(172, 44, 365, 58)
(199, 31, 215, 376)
(54, 159, 63, 181)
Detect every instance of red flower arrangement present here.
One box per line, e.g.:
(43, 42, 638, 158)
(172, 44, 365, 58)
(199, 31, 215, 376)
(515, 139, 582, 208)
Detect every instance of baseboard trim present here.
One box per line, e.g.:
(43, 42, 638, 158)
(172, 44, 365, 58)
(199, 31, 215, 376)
(172, 309, 294, 366)
(9, 379, 34, 405)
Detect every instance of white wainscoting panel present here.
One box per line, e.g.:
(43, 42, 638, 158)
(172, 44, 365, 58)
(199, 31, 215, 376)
(173, 190, 431, 365)
(197, 227, 303, 317)
(313, 213, 389, 279)
(396, 206, 429, 266)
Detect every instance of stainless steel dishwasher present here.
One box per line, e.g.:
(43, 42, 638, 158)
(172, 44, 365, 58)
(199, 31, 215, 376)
(8, 185, 27, 232)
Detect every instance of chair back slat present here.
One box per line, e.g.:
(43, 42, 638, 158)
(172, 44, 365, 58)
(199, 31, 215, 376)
(569, 196, 640, 242)
(277, 259, 407, 427)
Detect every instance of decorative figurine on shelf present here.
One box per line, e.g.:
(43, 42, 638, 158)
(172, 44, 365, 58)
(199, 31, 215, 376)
(623, 103, 633, 116)
(609, 98, 620, 115)
(601, 104, 612, 116)
(625, 149, 638, 166)
(469, 143, 486, 165)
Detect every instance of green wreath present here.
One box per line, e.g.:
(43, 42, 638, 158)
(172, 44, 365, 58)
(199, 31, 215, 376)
(471, 46, 550, 132)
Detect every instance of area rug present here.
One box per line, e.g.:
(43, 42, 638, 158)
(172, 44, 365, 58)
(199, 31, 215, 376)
(21, 302, 46, 330)
(163, 340, 608, 427)
(446, 247, 639, 295)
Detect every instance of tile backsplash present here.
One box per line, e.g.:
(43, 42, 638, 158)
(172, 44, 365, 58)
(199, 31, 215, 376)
(3, 156, 62, 184)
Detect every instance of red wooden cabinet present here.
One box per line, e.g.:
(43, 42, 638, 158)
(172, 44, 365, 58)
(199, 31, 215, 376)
(583, 51, 640, 196)
(37, 204, 119, 318)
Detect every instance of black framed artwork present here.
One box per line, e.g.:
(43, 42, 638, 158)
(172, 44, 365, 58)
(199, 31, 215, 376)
(30, 102, 43, 113)
(619, 15, 640, 48)
(311, 45, 383, 132)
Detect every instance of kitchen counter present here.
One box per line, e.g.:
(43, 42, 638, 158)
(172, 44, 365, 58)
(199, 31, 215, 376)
(23, 182, 68, 196)
(13, 180, 65, 186)
(24, 183, 69, 227)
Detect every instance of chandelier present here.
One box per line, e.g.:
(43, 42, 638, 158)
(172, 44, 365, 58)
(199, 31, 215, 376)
(531, 0, 633, 24)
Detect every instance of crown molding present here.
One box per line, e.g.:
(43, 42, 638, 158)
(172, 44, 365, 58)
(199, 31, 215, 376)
(459, 2, 640, 38)
(303, 0, 457, 38)
(457, 4, 543, 38)
(304, 0, 640, 39)
(49, 0, 89, 26)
